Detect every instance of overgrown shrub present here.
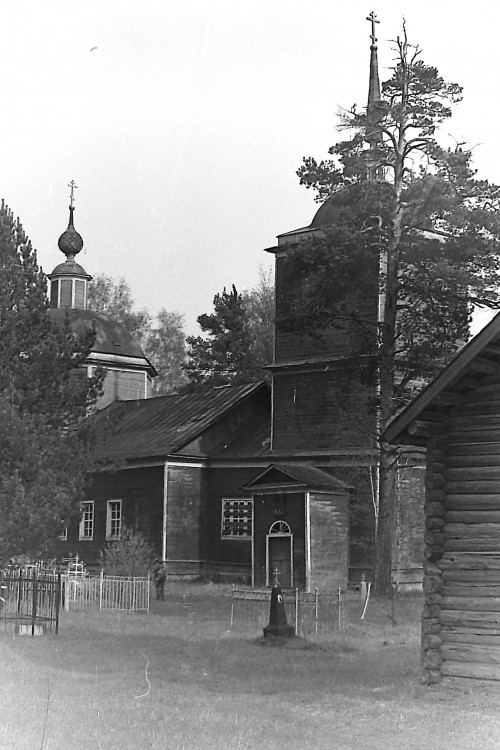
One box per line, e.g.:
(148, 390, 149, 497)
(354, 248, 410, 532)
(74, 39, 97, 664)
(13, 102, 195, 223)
(99, 525, 155, 576)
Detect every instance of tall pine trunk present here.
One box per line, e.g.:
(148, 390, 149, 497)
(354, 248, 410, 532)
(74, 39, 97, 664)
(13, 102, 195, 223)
(373, 61, 407, 595)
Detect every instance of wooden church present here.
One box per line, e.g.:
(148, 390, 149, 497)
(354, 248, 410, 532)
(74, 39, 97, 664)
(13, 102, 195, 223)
(54, 20, 426, 590)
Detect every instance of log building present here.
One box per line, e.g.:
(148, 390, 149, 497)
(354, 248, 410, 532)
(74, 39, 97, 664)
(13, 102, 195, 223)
(385, 313, 500, 684)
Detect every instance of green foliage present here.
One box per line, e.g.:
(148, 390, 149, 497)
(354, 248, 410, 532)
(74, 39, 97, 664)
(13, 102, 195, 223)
(292, 25, 500, 594)
(184, 276, 274, 389)
(292, 27, 500, 417)
(87, 274, 152, 342)
(0, 398, 94, 561)
(184, 285, 254, 387)
(88, 273, 188, 394)
(0, 200, 102, 560)
(0, 202, 102, 424)
(143, 309, 188, 395)
(99, 525, 156, 576)
(241, 267, 275, 382)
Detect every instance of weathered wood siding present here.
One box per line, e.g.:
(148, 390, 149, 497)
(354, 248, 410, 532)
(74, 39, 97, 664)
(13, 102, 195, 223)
(204, 467, 264, 581)
(422, 380, 500, 684)
(99, 369, 148, 408)
(274, 255, 378, 363)
(59, 466, 164, 567)
(272, 370, 374, 452)
(309, 492, 349, 590)
(165, 464, 207, 576)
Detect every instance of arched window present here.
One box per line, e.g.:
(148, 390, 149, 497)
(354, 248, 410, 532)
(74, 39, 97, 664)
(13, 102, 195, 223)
(269, 520, 291, 535)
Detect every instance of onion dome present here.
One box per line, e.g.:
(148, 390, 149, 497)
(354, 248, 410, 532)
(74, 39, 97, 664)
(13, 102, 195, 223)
(57, 205, 84, 261)
(48, 197, 91, 310)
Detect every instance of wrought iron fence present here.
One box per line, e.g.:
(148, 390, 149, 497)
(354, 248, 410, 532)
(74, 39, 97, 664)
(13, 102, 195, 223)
(230, 587, 347, 636)
(62, 572, 150, 613)
(0, 570, 61, 635)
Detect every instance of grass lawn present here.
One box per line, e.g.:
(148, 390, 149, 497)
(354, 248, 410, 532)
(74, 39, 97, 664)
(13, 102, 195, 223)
(1, 582, 500, 749)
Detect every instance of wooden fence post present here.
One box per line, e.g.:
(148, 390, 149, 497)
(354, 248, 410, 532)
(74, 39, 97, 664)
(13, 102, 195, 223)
(55, 573, 61, 635)
(31, 571, 38, 637)
(99, 571, 104, 611)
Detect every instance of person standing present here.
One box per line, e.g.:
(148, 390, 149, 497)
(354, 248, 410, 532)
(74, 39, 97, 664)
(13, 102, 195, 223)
(154, 561, 166, 601)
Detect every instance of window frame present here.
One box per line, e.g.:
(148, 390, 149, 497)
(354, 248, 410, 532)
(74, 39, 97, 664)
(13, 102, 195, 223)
(221, 498, 253, 540)
(79, 501, 94, 541)
(106, 499, 122, 541)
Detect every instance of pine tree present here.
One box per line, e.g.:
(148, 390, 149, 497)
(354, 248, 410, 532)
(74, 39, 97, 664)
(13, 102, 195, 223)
(0, 201, 102, 560)
(287, 26, 500, 593)
(184, 285, 258, 388)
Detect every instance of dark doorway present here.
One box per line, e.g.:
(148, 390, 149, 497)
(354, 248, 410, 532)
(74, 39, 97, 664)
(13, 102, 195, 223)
(268, 534, 292, 587)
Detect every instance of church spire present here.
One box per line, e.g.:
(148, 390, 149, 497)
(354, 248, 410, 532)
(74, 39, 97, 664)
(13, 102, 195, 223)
(366, 12, 383, 182)
(366, 11, 381, 115)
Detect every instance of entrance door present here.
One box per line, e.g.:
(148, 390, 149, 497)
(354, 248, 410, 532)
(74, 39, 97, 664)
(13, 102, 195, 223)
(268, 535, 292, 587)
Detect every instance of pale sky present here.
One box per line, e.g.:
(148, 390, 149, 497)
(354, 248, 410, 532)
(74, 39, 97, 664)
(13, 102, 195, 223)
(2, 0, 500, 335)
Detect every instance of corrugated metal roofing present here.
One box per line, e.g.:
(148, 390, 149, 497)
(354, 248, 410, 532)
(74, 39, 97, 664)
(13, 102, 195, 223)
(95, 381, 269, 460)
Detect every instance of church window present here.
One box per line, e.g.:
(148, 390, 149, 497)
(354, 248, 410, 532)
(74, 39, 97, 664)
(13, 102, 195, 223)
(74, 280, 85, 309)
(269, 520, 292, 535)
(60, 279, 73, 308)
(221, 498, 253, 539)
(79, 502, 94, 540)
(50, 280, 59, 308)
(106, 500, 122, 540)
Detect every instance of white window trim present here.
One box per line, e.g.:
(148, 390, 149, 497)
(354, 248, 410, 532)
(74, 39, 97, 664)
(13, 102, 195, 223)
(221, 498, 253, 540)
(79, 501, 94, 541)
(106, 499, 122, 541)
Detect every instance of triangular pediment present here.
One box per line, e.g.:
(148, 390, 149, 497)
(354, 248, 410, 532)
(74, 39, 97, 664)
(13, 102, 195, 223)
(243, 463, 350, 494)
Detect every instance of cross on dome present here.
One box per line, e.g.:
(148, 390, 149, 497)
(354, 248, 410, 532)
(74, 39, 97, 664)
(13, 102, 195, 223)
(366, 11, 380, 46)
(68, 179, 78, 209)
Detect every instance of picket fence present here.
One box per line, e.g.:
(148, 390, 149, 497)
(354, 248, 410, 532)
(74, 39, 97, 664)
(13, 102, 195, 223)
(230, 587, 347, 636)
(63, 572, 150, 613)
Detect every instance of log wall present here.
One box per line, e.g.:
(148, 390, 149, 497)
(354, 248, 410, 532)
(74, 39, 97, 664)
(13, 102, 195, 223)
(422, 380, 500, 684)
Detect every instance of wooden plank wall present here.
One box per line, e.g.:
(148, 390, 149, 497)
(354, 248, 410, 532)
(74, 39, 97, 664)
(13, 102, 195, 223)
(422, 381, 500, 684)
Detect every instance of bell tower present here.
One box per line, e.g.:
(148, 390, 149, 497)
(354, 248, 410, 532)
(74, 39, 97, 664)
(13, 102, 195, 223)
(266, 16, 383, 455)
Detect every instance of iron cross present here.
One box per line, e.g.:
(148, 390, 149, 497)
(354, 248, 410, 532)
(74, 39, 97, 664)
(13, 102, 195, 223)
(68, 180, 78, 208)
(366, 11, 380, 45)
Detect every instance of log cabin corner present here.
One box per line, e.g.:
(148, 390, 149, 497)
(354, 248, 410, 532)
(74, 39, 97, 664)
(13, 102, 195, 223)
(384, 312, 500, 685)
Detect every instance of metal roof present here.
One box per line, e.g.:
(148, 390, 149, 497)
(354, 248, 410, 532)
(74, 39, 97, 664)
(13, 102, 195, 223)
(49, 308, 153, 365)
(94, 381, 270, 461)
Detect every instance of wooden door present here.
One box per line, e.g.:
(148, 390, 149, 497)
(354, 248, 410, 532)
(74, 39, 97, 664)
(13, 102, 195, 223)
(268, 535, 292, 587)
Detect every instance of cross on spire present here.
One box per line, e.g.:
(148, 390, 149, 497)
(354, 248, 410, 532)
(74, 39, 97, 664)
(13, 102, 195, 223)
(68, 180, 78, 209)
(366, 11, 379, 46)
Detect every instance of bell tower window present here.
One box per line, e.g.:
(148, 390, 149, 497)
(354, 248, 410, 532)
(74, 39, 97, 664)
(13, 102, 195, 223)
(60, 279, 72, 308)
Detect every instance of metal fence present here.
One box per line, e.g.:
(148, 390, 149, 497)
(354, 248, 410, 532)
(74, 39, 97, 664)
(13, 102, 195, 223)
(230, 587, 347, 636)
(0, 571, 61, 635)
(63, 572, 150, 613)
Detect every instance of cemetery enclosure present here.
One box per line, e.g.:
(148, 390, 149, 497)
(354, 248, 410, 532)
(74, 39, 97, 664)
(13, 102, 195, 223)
(0, 571, 61, 634)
